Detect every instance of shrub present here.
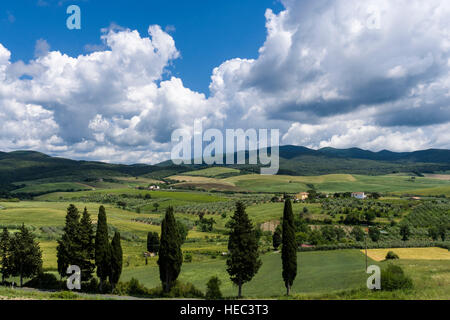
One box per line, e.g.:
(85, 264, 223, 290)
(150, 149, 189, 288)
(381, 264, 413, 291)
(184, 253, 193, 263)
(49, 291, 80, 300)
(368, 227, 381, 242)
(400, 224, 411, 241)
(82, 278, 100, 293)
(127, 278, 149, 296)
(167, 281, 204, 299)
(113, 278, 149, 296)
(205, 276, 223, 300)
(385, 251, 399, 260)
(297, 240, 450, 252)
(99, 280, 113, 294)
(351, 226, 365, 242)
(295, 232, 308, 246)
(112, 281, 129, 296)
(24, 273, 63, 290)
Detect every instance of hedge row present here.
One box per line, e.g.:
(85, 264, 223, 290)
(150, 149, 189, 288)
(297, 241, 450, 252)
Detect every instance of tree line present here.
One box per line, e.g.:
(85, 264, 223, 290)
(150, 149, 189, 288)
(1, 200, 300, 298)
(156, 199, 298, 298)
(56, 205, 123, 292)
(0, 204, 123, 293)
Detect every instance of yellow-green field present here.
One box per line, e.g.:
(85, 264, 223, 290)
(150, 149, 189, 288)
(0, 200, 220, 270)
(168, 175, 241, 191)
(165, 173, 450, 193)
(395, 185, 450, 197)
(364, 248, 450, 262)
(181, 167, 240, 178)
(224, 174, 450, 193)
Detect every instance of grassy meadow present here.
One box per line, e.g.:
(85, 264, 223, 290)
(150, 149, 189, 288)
(168, 172, 450, 194)
(224, 174, 450, 193)
(121, 249, 371, 298)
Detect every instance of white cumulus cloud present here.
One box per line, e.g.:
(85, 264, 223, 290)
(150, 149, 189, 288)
(1, 0, 450, 163)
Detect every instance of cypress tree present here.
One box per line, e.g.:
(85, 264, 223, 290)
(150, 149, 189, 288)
(438, 224, 447, 241)
(79, 207, 95, 281)
(205, 276, 223, 300)
(281, 199, 297, 295)
(110, 231, 123, 290)
(273, 225, 282, 250)
(57, 204, 82, 279)
(158, 206, 182, 293)
(226, 201, 261, 298)
(147, 232, 160, 254)
(95, 205, 111, 291)
(10, 224, 43, 286)
(400, 224, 411, 241)
(0, 227, 11, 283)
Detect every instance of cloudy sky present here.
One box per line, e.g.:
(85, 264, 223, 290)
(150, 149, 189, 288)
(1, 0, 450, 164)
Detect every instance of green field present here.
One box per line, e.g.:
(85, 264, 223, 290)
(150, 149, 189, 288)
(181, 167, 241, 178)
(165, 173, 450, 193)
(395, 185, 450, 197)
(223, 174, 450, 193)
(292, 258, 450, 300)
(36, 189, 227, 203)
(0, 199, 230, 270)
(122, 250, 370, 297)
(12, 182, 92, 194)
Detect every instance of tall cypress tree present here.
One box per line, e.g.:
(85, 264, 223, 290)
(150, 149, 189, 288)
(147, 232, 160, 254)
(10, 224, 42, 286)
(273, 225, 282, 250)
(79, 207, 95, 281)
(110, 231, 123, 290)
(0, 227, 11, 283)
(158, 206, 182, 293)
(57, 204, 82, 279)
(281, 199, 297, 295)
(226, 201, 262, 298)
(95, 205, 111, 291)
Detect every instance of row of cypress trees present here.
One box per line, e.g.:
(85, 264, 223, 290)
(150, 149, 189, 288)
(155, 202, 262, 297)
(225, 199, 298, 297)
(1, 201, 294, 297)
(56, 205, 122, 292)
(156, 200, 298, 298)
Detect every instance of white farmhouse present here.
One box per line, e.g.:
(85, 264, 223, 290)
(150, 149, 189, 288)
(351, 192, 366, 200)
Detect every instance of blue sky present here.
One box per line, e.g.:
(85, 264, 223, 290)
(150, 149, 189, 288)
(0, 0, 283, 94)
(0, 0, 450, 164)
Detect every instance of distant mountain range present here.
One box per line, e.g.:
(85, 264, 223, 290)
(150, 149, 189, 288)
(280, 146, 450, 163)
(1, 146, 450, 186)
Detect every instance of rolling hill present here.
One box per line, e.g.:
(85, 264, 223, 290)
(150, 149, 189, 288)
(0, 146, 449, 195)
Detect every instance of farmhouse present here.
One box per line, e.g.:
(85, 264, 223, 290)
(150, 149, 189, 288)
(351, 192, 366, 199)
(295, 192, 309, 201)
